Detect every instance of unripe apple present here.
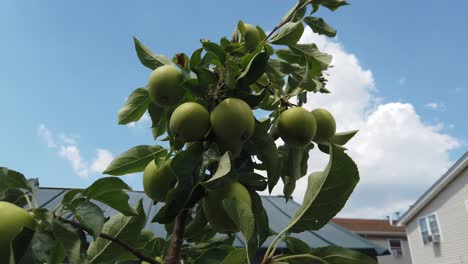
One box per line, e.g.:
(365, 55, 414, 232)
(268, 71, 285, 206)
(277, 107, 317, 146)
(210, 98, 255, 144)
(143, 159, 177, 202)
(203, 182, 252, 233)
(243, 24, 261, 51)
(0, 201, 36, 262)
(311, 108, 336, 143)
(169, 102, 210, 142)
(147, 65, 185, 107)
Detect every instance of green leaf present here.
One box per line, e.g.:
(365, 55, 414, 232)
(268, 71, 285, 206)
(190, 48, 203, 70)
(270, 21, 304, 46)
(202, 40, 226, 64)
(74, 201, 105, 239)
(133, 36, 171, 70)
(154, 143, 204, 223)
(303, 17, 337, 37)
(194, 247, 231, 264)
(118, 88, 151, 125)
(222, 197, 254, 241)
(314, 0, 349, 11)
(220, 248, 247, 264)
(238, 51, 270, 87)
(83, 177, 136, 216)
(30, 231, 65, 264)
(289, 144, 359, 233)
(225, 59, 240, 89)
(332, 130, 359, 145)
(0, 167, 33, 195)
(103, 145, 167, 176)
(238, 172, 267, 191)
(52, 219, 87, 264)
(311, 246, 376, 264)
(244, 122, 278, 193)
(250, 191, 269, 247)
(275, 49, 305, 65)
(290, 44, 332, 70)
(61, 189, 83, 205)
(284, 236, 312, 254)
(87, 200, 146, 264)
(148, 103, 167, 140)
(207, 152, 231, 182)
(182, 78, 206, 97)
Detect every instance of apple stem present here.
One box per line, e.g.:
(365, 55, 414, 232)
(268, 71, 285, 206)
(164, 208, 189, 264)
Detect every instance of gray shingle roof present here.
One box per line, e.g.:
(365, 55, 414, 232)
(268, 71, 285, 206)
(35, 187, 389, 256)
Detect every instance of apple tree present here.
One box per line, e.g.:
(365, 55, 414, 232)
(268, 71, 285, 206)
(0, 0, 377, 263)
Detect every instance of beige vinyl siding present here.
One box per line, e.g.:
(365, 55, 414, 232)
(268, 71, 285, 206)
(406, 167, 468, 264)
(366, 237, 412, 264)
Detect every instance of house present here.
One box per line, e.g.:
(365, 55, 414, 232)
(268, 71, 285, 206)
(34, 188, 389, 262)
(397, 152, 468, 264)
(332, 218, 412, 264)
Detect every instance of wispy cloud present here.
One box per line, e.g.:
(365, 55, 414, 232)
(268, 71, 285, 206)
(398, 76, 406, 85)
(38, 124, 114, 178)
(425, 102, 446, 111)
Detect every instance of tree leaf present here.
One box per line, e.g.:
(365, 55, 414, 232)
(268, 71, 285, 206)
(0, 167, 33, 198)
(194, 247, 231, 264)
(31, 230, 65, 264)
(244, 122, 278, 193)
(270, 21, 304, 46)
(311, 246, 376, 264)
(284, 236, 312, 254)
(87, 200, 146, 264)
(52, 219, 87, 264)
(103, 145, 167, 176)
(314, 0, 349, 12)
(74, 201, 105, 239)
(332, 130, 359, 145)
(288, 144, 359, 233)
(206, 152, 231, 182)
(83, 177, 136, 216)
(220, 248, 247, 264)
(222, 197, 254, 241)
(238, 51, 270, 87)
(290, 44, 332, 70)
(148, 103, 167, 140)
(154, 143, 204, 223)
(190, 48, 203, 70)
(133, 36, 171, 70)
(303, 17, 337, 37)
(118, 88, 151, 125)
(202, 40, 226, 64)
(250, 190, 269, 247)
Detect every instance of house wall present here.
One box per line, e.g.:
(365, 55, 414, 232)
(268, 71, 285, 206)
(406, 167, 468, 264)
(364, 236, 412, 264)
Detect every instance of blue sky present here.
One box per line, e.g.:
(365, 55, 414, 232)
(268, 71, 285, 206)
(1, 0, 466, 216)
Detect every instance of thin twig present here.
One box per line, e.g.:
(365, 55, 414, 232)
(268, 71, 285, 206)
(58, 217, 157, 264)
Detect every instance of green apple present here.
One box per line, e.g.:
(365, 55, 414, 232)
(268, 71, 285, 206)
(277, 107, 317, 146)
(311, 108, 336, 143)
(0, 201, 36, 263)
(169, 102, 210, 142)
(203, 182, 252, 233)
(243, 24, 261, 51)
(210, 98, 255, 144)
(143, 159, 177, 202)
(147, 65, 185, 107)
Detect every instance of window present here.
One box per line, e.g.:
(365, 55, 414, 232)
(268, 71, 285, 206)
(388, 239, 403, 257)
(418, 213, 441, 244)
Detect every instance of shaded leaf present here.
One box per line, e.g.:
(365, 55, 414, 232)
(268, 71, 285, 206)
(285, 236, 311, 254)
(118, 88, 151, 125)
(74, 201, 105, 239)
(238, 51, 270, 87)
(223, 197, 254, 241)
(83, 177, 136, 216)
(220, 248, 247, 264)
(206, 152, 231, 182)
(87, 200, 146, 264)
(103, 145, 166, 176)
(332, 130, 359, 145)
(52, 219, 87, 264)
(31, 230, 65, 264)
(303, 17, 337, 37)
(311, 246, 376, 264)
(148, 103, 167, 140)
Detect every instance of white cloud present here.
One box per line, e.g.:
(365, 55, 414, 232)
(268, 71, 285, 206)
(38, 124, 57, 148)
(425, 102, 445, 111)
(38, 124, 114, 179)
(263, 28, 462, 219)
(91, 149, 114, 173)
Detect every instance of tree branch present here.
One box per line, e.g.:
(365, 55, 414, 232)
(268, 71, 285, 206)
(264, 0, 315, 41)
(58, 217, 157, 264)
(164, 209, 189, 264)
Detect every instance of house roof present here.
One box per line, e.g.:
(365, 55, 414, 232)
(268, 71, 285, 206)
(34, 187, 389, 256)
(332, 218, 405, 236)
(397, 152, 468, 225)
